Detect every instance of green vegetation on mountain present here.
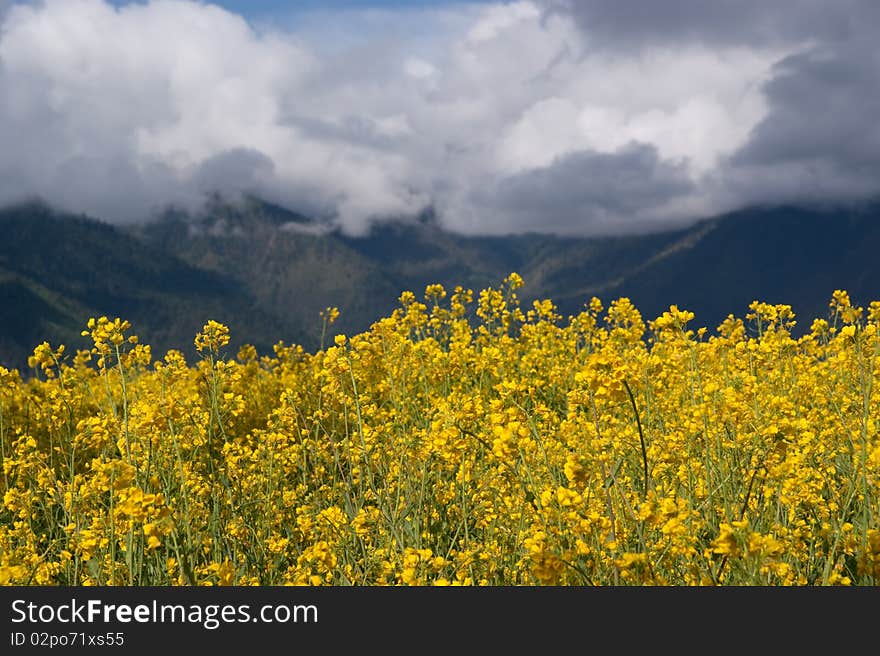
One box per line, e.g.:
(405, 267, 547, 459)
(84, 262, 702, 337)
(2, 196, 879, 372)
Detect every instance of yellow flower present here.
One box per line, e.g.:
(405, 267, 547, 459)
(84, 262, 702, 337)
(194, 320, 230, 353)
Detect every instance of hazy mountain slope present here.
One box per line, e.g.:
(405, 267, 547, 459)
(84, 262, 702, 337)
(597, 204, 880, 331)
(336, 219, 698, 310)
(0, 272, 86, 371)
(0, 202, 292, 370)
(136, 197, 405, 348)
(3, 198, 880, 372)
(143, 198, 707, 346)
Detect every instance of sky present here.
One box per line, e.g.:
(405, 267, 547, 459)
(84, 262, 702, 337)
(0, 0, 878, 236)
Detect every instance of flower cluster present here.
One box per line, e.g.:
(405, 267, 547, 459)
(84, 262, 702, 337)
(0, 279, 878, 585)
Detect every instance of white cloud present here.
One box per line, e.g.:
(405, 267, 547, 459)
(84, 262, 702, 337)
(493, 46, 774, 178)
(404, 57, 436, 80)
(1, 0, 869, 236)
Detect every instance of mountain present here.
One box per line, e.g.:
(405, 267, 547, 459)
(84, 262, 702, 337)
(0, 201, 294, 371)
(588, 204, 880, 330)
(132, 195, 696, 343)
(2, 197, 879, 372)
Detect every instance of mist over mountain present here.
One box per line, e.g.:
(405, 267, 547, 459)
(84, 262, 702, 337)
(2, 196, 879, 372)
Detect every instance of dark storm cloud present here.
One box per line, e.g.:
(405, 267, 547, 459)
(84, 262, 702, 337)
(725, 33, 880, 205)
(473, 143, 696, 234)
(733, 42, 880, 168)
(282, 114, 406, 151)
(544, 0, 880, 212)
(194, 148, 276, 195)
(543, 0, 876, 49)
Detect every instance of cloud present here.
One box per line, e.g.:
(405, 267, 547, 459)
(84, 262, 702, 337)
(542, 0, 875, 50)
(543, 0, 880, 215)
(726, 37, 880, 206)
(463, 143, 698, 235)
(193, 148, 275, 196)
(0, 0, 878, 235)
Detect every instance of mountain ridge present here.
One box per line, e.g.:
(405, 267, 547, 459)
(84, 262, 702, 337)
(2, 198, 879, 372)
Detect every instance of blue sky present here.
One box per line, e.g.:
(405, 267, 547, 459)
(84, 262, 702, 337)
(98, 1, 498, 45)
(104, 0, 495, 21)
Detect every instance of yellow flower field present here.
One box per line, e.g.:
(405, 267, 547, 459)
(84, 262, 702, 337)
(1, 275, 878, 585)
